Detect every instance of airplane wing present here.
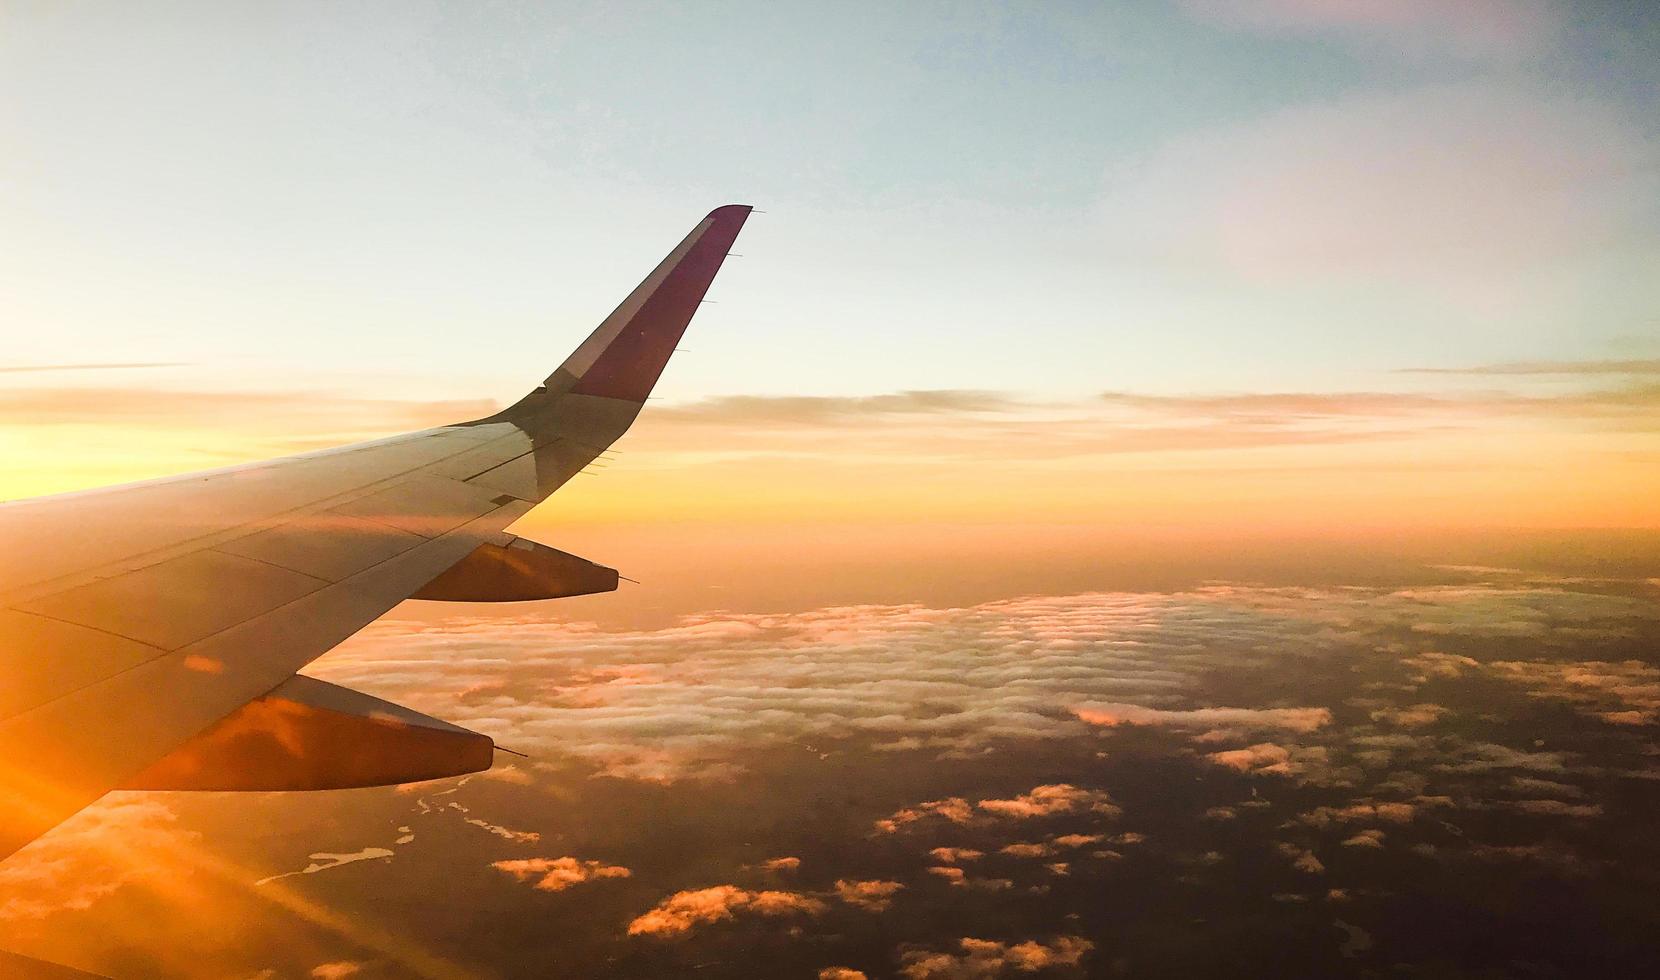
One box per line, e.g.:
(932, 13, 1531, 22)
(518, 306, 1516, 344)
(0, 204, 752, 861)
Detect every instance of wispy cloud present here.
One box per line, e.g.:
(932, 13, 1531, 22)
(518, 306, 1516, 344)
(309, 586, 1656, 787)
(0, 362, 188, 374)
(0, 387, 496, 430)
(1175, 0, 1563, 61)
(1399, 360, 1660, 377)
(650, 390, 1023, 426)
(1073, 702, 1331, 733)
(1099, 82, 1645, 312)
(0, 797, 193, 922)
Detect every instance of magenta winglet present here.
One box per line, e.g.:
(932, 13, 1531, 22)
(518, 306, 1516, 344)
(570, 205, 753, 402)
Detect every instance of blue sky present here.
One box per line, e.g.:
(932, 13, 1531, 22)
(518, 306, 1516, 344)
(3, 0, 1657, 406)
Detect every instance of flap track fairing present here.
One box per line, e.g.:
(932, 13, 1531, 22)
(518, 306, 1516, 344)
(123, 675, 493, 791)
(412, 535, 619, 602)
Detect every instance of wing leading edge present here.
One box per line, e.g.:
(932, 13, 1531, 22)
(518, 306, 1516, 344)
(0, 205, 752, 860)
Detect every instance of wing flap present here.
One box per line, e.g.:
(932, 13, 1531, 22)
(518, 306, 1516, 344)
(329, 475, 505, 539)
(0, 611, 160, 720)
(17, 551, 329, 652)
(216, 512, 428, 582)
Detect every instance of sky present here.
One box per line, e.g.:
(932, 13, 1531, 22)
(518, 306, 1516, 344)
(3, 3, 1660, 977)
(2, 0, 1658, 551)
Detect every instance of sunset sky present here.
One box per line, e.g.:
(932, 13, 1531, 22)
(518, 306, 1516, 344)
(3, 0, 1657, 547)
(3, 4, 1660, 978)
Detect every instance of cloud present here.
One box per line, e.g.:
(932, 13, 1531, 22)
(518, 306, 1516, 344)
(1488, 659, 1660, 726)
(1297, 802, 1418, 828)
(1098, 391, 1451, 419)
(0, 362, 187, 374)
(476, 765, 535, 786)
(879, 785, 1120, 837)
(1207, 742, 1296, 775)
(999, 843, 1053, 859)
(1436, 742, 1574, 774)
(1400, 359, 1660, 377)
(1073, 702, 1330, 733)
(819, 970, 869, 980)
(651, 392, 1376, 472)
(1368, 704, 1450, 728)
(1174, 0, 1563, 60)
(309, 964, 362, 980)
(626, 886, 825, 937)
(1508, 777, 1585, 799)
(583, 375, 1660, 481)
(1100, 83, 1644, 310)
(17, 578, 1646, 975)
(1275, 843, 1326, 874)
(876, 799, 977, 834)
(491, 857, 631, 892)
(992, 836, 1110, 862)
(898, 935, 1094, 978)
(1462, 843, 1592, 875)
(650, 391, 1023, 427)
(1504, 799, 1603, 819)
(1402, 652, 1481, 680)
(330, 590, 1265, 784)
(977, 785, 1120, 820)
(1098, 387, 1660, 431)
(0, 797, 194, 921)
(834, 879, 904, 912)
(0, 387, 496, 431)
(305, 585, 1657, 796)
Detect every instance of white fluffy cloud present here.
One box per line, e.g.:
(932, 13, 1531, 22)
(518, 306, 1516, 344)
(300, 584, 1656, 795)
(313, 593, 1306, 782)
